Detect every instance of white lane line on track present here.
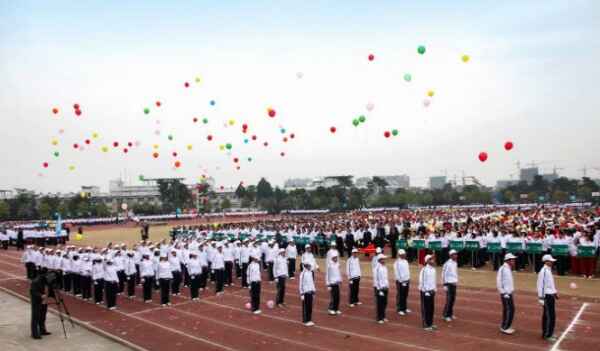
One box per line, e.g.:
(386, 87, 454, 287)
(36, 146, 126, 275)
(550, 302, 589, 351)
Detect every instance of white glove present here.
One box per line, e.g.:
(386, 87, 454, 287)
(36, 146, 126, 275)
(141, 278, 145, 283)
(349, 280, 353, 285)
(378, 291, 384, 297)
(538, 299, 545, 306)
(425, 292, 431, 297)
(327, 286, 332, 291)
(503, 294, 510, 299)
(443, 286, 448, 291)
(300, 295, 305, 301)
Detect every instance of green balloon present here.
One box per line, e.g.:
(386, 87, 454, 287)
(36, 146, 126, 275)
(417, 45, 426, 55)
(247, 157, 252, 162)
(225, 143, 232, 150)
(53, 151, 60, 157)
(392, 129, 398, 136)
(403, 73, 412, 82)
(168, 135, 173, 141)
(139, 175, 144, 181)
(352, 119, 359, 127)
(202, 117, 208, 124)
(144, 108, 150, 114)
(358, 115, 366, 123)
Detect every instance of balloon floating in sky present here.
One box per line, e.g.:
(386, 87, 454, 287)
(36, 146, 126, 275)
(92, 133, 98, 139)
(384, 131, 391, 138)
(101, 146, 109, 153)
(73, 103, 80, 110)
(478, 152, 488, 162)
(58, 129, 65, 134)
(195, 76, 201, 83)
(392, 129, 399, 136)
(233, 157, 239, 163)
(74, 109, 82, 116)
(504, 141, 514, 151)
(184, 82, 190, 88)
(187, 144, 193, 151)
(423, 99, 431, 107)
(243, 139, 249, 144)
(417, 45, 426, 55)
(427, 90, 435, 97)
(52, 107, 59, 114)
(202, 117, 208, 124)
(267, 108, 276, 118)
(210, 100, 216, 106)
(283, 137, 288, 143)
(247, 157, 252, 162)
(225, 143, 232, 150)
(144, 108, 150, 114)
(358, 115, 366, 123)
(152, 152, 159, 158)
(85, 139, 91, 145)
(280, 128, 286, 134)
(219, 144, 225, 151)
(366, 102, 374, 112)
(207, 135, 213, 141)
(193, 117, 198, 123)
(403, 73, 412, 82)
(51, 139, 58, 146)
(280, 152, 285, 157)
(172, 152, 178, 157)
(263, 142, 269, 147)
(42, 162, 48, 168)
(73, 143, 79, 149)
(68, 165, 75, 171)
(352, 119, 359, 127)
(330, 126, 337, 133)
(296, 72, 304, 79)
(139, 175, 144, 181)
(155, 101, 161, 107)
(461, 54, 470, 63)
(290, 133, 295, 139)
(113, 142, 119, 147)
(368, 54, 375, 61)
(53, 151, 59, 157)
(228, 119, 235, 126)
(174, 161, 181, 168)
(168, 135, 173, 141)
(123, 148, 128, 153)
(251, 135, 257, 141)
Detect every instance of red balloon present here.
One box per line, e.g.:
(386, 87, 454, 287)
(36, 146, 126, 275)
(52, 108, 59, 114)
(123, 148, 128, 153)
(172, 152, 178, 157)
(113, 142, 119, 147)
(290, 133, 295, 139)
(128, 142, 133, 147)
(193, 117, 198, 123)
(251, 135, 257, 140)
(220, 186, 224, 190)
(233, 157, 239, 163)
(184, 82, 190, 88)
(263, 142, 269, 147)
(283, 137, 288, 142)
(73, 103, 80, 109)
(43, 162, 48, 168)
(268, 109, 276, 118)
(156, 101, 161, 107)
(280, 152, 285, 157)
(504, 141, 514, 151)
(330, 126, 336, 133)
(174, 161, 181, 168)
(73, 143, 79, 149)
(74, 109, 82, 116)
(368, 54, 375, 61)
(478, 152, 488, 162)
(236, 166, 240, 170)
(85, 139, 91, 144)
(384, 131, 391, 138)
(242, 123, 248, 130)
(207, 135, 213, 141)
(152, 152, 159, 158)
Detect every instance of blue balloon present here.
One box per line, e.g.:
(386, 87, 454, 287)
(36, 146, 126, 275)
(209, 100, 216, 106)
(244, 139, 249, 144)
(280, 128, 286, 134)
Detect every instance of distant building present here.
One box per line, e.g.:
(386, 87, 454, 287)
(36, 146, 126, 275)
(429, 176, 447, 190)
(496, 180, 518, 190)
(519, 167, 539, 184)
(541, 173, 559, 183)
(380, 175, 410, 189)
(284, 178, 313, 189)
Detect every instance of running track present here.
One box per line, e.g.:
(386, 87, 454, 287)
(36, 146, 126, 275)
(0, 249, 597, 351)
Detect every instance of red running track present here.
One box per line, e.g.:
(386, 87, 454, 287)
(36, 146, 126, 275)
(0, 249, 596, 351)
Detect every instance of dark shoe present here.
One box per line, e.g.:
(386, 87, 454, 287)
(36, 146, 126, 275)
(41, 331, 52, 336)
(32, 336, 42, 340)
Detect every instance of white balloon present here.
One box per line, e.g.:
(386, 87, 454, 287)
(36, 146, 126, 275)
(423, 99, 431, 107)
(121, 203, 128, 210)
(366, 102, 375, 112)
(296, 72, 304, 79)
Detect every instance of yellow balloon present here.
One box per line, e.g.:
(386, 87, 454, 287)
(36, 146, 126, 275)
(101, 146, 109, 152)
(75, 233, 83, 241)
(219, 144, 225, 151)
(187, 144, 193, 151)
(228, 119, 235, 126)
(427, 90, 435, 97)
(80, 191, 87, 198)
(153, 144, 159, 149)
(68, 165, 75, 171)
(195, 76, 202, 83)
(461, 54, 470, 63)
(92, 132, 99, 139)
(51, 139, 58, 146)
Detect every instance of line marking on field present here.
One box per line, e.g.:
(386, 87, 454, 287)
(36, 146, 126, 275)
(550, 302, 589, 351)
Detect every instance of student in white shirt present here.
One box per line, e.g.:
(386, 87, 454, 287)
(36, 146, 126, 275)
(139, 254, 154, 303)
(286, 242, 298, 279)
(299, 262, 316, 326)
(157, 255, 173, 306)
(373, 254, 389, 324)
(497, 253, 516, 335)
(187, 252, 202, 301)
(419, 254, 437, 331)
(394, 249, 411, 315)
(247, 256, 262, 314)
(274, 249, 288, 307)
(346, 248, 362, 307)
(537, 255, 558, 341)
(104, 259, 119, 310)
(92, 257, 104, 304)
(326, 253, 342, 315)
(442, 250, 459, 321)
(124, 252, 137, 299)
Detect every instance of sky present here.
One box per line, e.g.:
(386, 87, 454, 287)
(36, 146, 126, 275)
(1, 0, 599, 193)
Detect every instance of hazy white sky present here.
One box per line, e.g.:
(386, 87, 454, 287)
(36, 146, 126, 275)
(1, 0, 599, 192)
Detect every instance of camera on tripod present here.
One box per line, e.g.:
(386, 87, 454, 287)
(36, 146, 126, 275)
(41, 271, 75, 338)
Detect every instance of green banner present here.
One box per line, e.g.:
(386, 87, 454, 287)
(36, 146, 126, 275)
(487, 242, 502, 253)
(428, 240, 442, 251)
(578, 246, 596, 257)
(506, 242, 523, 253)
(465, 240, 480, 251)
(526, 242, 543, 254)
(256, 234, 265, 240)
(449, 240, 465, 251)
(411, 239, 426, 249)
(551, 244, 569, 257)
(395, 239, 408, 249)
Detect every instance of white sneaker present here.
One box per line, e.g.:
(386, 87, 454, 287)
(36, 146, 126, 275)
(109, 306, 117, 310)
(397, 311, 406, 316)
(305, 321, 315, 327)
(451, 315, 457, 320)
(424, 327, 434, 332)
(383, 318, 389, 322)
(349, 304, 355, 308)
(328, 310, 336, 315)
(253, 310, 262, 315)
(356, 302, 363, 305)
(377, 320, 385, 324)
(444, 317, 452, 322)
(501, 328, 515, 335)
(406, 309, 412, 313)
(290, 277, 295, 280)
(336, 311, 342, 315)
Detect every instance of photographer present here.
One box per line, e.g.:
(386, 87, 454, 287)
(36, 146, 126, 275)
(30, 274, 51, 339)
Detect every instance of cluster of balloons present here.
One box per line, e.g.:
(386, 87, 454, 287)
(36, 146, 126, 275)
(352, 115, 367, 127)
(478, 141, 514, 163)
(383, 129, 399, 138)
(73, 103, 82, 117)
(267, 107, 276, 118)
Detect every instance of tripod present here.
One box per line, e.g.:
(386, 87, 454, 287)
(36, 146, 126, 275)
(48, 286, 75, 338)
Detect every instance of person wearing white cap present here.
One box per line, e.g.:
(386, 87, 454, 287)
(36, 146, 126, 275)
(139, 254, 154, 303)
(394, 249, 411, 315)
(103, 259, 119, 310)
(301, 245, 318, 273)
(537, 255, 558, 341)
(371, 247, 382, 274)
(299, 261, 316, 326)
(442, 249, 459, 322)
(419, 254, 437, 331)
(266, 241, 277, 283)
(169, 250, 182, 296)
(92, 257, 105, 304)
(223, 242, 235, 287)
(326, 253, 342, 315)
(247, 255, 262, 314)
(497, 253, 516, 334)
(285, 241, 297, 279)
(187, 252, 202, 301)
(240, 241, 250, 288)
(274, 249, 288, 307)
(373, 254, 389, 324)
(124, 251, 137, 299)
(157, 255, 173, 306)
(326, 241, 339, 268)
(346, 248, 362, 307)
(213, 244, 225, 295)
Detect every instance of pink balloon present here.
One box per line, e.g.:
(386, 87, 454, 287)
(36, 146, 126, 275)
(245, 302, 251, 310)
(267, 300, 275, 309)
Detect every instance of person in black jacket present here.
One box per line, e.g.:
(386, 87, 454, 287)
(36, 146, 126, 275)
(30, 274, 51, 339)
(344, 230, 355, 257)
(16, 229, 25, 251)
(388, 224, 400, 258)
(335, 233, 345, 258)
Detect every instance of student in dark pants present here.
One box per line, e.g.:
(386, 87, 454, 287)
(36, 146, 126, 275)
(326, 254, 342, 315)
(373, 254, 390, 324)
(92, 259, 104, 304)
(187, 252, 202, 301)
(103, 260, 119, 310)
(498, 254, 516, 334)
(247, 256, 262, 314)
(538, 255, 559, 342)
(157, 256, 173, 306)
(140, 254, 154, 303)
(30, 274, 50, 339)
(419, 254, 437, 331)
(299, 263, 316, 326)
